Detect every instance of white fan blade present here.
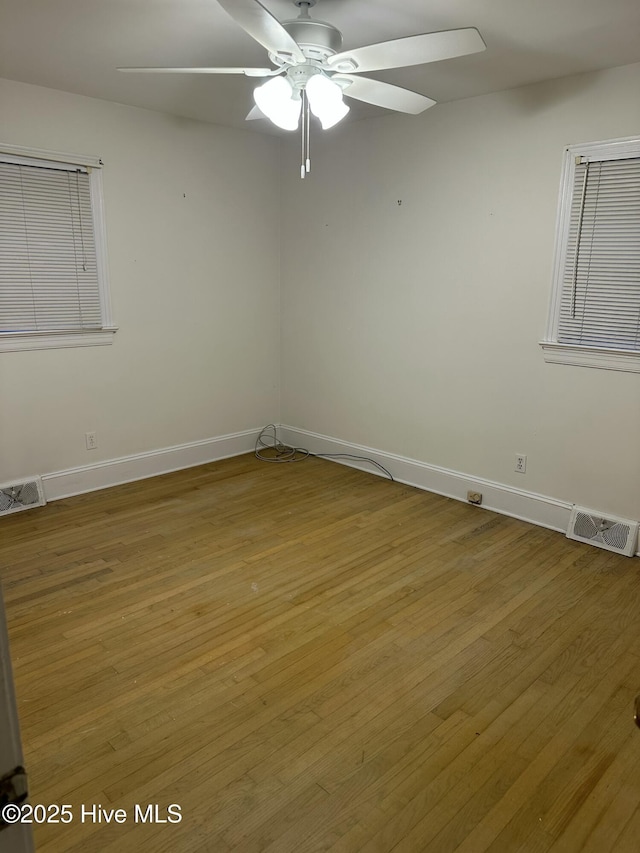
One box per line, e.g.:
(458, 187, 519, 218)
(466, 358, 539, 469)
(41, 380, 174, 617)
(334, 75, 435, 114)
(217, 0, 305, 63)
(327, 28, 485, 74)
(118, 66, 274, 77)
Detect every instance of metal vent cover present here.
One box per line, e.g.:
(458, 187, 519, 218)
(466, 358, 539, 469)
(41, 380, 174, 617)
(567, 506, 638, 557)
(0, 478, 46, 517)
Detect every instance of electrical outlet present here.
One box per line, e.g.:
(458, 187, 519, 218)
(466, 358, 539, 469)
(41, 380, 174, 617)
(467, 491, 483, 505)
(85, 431, 98, 450)
(515, 454, 527, 473)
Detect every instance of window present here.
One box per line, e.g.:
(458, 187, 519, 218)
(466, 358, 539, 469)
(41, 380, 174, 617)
(0, 144, 116, 352)
(541, 136, 640, 373)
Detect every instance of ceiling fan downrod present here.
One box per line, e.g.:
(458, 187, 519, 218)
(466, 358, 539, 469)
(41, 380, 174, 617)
(293, 0, 316, 14)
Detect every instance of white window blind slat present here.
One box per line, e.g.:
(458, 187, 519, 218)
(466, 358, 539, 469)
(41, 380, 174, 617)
(557, 155, 640, 351)
(0, 160, 102, 333)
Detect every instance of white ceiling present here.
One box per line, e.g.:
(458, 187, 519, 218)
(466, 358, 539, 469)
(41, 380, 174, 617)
(2, 0, 640, 133)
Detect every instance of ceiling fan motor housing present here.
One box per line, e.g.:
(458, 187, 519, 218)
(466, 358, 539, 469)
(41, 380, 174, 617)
(278, 18, 343, 64)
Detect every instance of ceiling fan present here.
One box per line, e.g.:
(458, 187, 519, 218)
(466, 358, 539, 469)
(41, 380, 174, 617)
(119, 0, 486, 176)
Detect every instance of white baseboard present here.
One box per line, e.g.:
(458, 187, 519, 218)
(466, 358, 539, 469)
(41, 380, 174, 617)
(42, 428, 259, 501)
(32, 422, 638, 557)
(279, 424, 574, 536)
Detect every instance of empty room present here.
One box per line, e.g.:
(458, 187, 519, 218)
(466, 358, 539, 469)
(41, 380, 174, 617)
(1, 1, 640, 851)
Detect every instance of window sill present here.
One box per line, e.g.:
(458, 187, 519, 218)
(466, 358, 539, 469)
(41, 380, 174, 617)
(540, 341, 640, 373)
(0, 328, 118, 353)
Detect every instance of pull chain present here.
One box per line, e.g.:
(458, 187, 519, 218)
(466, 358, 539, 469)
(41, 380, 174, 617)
(300, 90, 311, 179)
(300, 90, 306, 179)
(305, 92, 311, 174)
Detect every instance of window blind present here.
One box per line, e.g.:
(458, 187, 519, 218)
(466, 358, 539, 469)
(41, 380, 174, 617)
(557, 156, 640, 351)
(0, 160, 102, 333)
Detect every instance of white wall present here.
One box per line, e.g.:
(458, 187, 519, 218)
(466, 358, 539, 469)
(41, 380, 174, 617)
(2, 65, 639, 523)
(0, 79, 281, 484)
(280, 63, 640, 520)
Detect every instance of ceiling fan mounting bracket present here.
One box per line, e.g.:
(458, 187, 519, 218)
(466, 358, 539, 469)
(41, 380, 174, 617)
(330, 58, 358, 73)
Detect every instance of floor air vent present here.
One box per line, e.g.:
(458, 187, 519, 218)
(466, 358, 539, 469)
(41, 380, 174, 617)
(0, 478, 46, 517)
(566, 506, 638, 557)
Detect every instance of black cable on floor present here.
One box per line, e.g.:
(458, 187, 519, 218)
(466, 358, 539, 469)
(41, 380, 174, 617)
(255, 424, 394, 482)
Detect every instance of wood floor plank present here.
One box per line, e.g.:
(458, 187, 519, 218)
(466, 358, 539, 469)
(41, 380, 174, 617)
(451, 651, 639, 853)
(1, 452, 639, 852)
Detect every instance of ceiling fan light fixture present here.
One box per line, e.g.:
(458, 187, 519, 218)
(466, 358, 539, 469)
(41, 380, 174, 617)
(305, 73, 350, 129)
(253, 75, 301, 130)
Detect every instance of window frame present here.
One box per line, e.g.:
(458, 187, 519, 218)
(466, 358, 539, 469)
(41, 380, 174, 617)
(540, 135, 640, 373)
(0, 143, 117, 352)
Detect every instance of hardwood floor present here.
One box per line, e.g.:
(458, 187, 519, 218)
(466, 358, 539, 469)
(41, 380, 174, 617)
(1, 453, 639, 852)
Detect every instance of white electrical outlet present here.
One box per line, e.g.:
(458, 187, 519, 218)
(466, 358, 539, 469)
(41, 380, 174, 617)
(85, 431, 98, 450)
(515, 454, 527, 473)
